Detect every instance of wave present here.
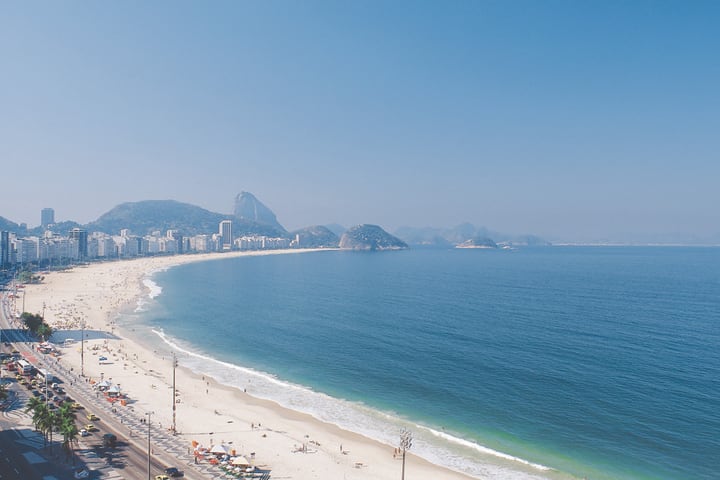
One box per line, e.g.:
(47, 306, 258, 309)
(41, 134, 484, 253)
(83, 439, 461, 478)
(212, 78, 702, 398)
(136, 272, 165, 312)
(151, 328, 557, 480)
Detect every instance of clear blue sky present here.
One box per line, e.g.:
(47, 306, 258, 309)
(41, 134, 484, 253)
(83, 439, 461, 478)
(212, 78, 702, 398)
(1, 1, 718, 242)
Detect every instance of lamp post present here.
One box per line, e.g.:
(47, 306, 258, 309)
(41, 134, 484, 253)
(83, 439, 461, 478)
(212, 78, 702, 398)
(399, 428, 412, 480)
(80, 317, 86, 377)
(146, 411, 153, 480)
(172, 352, 177, 435)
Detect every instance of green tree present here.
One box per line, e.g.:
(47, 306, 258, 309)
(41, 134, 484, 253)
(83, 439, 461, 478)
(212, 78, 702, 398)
(37, 323, 53, 341)
(25, 396, 45, 428)
(21, 313, 43, 333)
(59, 415, 79, 463)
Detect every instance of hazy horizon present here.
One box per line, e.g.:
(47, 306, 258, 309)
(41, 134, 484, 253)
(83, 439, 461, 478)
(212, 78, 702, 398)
(1, 2, 718, 242)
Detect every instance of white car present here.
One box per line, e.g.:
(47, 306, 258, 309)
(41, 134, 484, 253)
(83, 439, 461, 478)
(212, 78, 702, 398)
(80, 429, 89, 437)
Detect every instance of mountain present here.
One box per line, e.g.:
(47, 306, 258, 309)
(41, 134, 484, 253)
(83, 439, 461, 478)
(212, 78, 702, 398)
(339, 224, 408, 251)
(234, 192, 286, 233)
(394, 223, 550, 248)
(456, 236, 498, 249)
(27, 221, 82, 237)
(0, 216, 21, 233)
(291, 225, 340, 248)
(87, 200, 227, 236)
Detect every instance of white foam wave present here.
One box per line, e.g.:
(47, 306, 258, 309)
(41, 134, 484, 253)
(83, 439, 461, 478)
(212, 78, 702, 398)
(418, 425, 551, 471)
(143, 278, 163, 299)
(151, 329, 556, 480)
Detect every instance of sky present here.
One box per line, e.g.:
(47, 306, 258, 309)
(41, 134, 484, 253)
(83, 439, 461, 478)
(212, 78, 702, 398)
(1, 1, 718, 242)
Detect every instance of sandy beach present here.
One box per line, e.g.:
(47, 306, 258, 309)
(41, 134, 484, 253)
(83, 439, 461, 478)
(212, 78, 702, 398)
(19, 249, 476, 480)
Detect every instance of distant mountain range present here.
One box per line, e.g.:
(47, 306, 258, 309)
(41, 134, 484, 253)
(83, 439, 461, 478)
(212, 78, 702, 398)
(8, 194, 713, 247)
(393, 223, 550, 248)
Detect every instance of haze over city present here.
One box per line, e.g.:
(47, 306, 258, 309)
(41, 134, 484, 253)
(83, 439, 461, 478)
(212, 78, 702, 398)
(1, 2, 718, 243)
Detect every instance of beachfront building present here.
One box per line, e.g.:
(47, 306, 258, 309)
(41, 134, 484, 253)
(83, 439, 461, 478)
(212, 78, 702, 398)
(219, 220, 233, 250)
(69, 228, 88, 260)
(95, 234, 117, 258)
(0, 231, 9, 269)
(14, 238, 39, 265)
(235, 235, 290, 250)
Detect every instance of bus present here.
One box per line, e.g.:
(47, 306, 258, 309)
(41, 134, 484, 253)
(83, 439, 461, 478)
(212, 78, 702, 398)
(36, 368, 56, 384)
(16, 359, 33, 375)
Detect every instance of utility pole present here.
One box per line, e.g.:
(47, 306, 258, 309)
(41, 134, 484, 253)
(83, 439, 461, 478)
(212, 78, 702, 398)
(80, 318, 86, 377)
(399, 428, 413, 480)
(172, 352, 177, 435)
(146, 411, 153, 480)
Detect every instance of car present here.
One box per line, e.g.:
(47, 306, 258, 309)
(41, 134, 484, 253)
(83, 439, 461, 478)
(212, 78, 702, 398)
(55, 387, 65, 394)
(102, 433, 117, 448)
(73, 468, 89, 479)
(80, 429, 89, 437)
(85, 424, 96, 432)
(154, 475, 169, 480)
(86, 413, 99, 421)
(98, 356, 108, 361)
(164, 467, 183, 477)
(72, 402, 83, 410)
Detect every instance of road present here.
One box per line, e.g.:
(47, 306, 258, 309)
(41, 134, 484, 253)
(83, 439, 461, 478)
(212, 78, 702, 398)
(1, 288, 217, 480)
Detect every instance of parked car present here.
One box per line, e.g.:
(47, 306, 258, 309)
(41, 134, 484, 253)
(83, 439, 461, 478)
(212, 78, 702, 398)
(80, 429, 89, 437)
(102, 433, 117, 448)
(86, 413, 99, 421)
(164, 467, 183, 477)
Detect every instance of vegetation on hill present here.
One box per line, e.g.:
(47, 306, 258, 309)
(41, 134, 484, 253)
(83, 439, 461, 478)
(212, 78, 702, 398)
(87, 200, 228, 236)
(291, 225, 340, 248)
(339, 224, 408, 251)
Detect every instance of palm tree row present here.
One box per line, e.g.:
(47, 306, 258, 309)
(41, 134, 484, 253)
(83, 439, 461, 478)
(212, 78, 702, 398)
(25, 397, 80, 463)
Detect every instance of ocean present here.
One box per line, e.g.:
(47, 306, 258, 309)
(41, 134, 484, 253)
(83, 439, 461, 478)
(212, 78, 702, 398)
(124, 247, 720, 480)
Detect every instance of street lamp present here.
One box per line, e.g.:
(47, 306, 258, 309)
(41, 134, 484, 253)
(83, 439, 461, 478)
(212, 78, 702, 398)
(399, 428, 412, 480)
(146, 411, 154, 480)
(80, 318, 86, 377)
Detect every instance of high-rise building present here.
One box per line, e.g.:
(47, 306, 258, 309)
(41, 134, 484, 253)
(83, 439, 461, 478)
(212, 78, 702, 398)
(0, 231, 9, 268)
(41, 208, 55, 228)
(69, 228, 88, 259)
(219, 220, 233, 250)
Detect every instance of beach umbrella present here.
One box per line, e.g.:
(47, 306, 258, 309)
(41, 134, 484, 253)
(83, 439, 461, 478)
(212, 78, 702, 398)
(96, 380, 111, 388)
(107, 385, 121, 393)
(231, 456, 250, 466)
(210, 444, 230, 455)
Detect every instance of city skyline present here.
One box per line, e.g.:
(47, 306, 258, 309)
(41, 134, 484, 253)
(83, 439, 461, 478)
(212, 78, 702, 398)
(1, 2, 719, 242)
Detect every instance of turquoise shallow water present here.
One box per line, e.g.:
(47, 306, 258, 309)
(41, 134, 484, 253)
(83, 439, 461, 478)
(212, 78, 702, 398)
(134, 247, 720, 479)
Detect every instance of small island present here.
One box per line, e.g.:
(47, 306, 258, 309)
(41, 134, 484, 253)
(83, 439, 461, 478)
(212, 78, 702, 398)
(339, 224, 409, 251)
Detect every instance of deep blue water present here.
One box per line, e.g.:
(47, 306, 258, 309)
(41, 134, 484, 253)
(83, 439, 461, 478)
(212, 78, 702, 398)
(139, 247, 720, 479)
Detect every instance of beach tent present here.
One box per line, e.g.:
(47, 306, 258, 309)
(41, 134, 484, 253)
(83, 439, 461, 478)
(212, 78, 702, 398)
(210, 444, 230, 455)
(96, 380, 111, 389)
(231, 456, 250, 467)
(107, 385, 121, 393)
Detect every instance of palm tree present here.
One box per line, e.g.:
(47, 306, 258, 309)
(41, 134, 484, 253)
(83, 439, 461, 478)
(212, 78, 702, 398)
(25, 397, 46, 432)
(60, 416, 79, 464)
(34, 405, 51, 447)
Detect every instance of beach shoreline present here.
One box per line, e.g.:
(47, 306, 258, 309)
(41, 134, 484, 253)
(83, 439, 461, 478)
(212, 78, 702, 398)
(20, 249, 483, 480)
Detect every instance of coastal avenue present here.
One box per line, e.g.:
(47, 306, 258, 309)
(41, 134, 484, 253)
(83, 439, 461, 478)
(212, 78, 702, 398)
(0, 289, 211, 480)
